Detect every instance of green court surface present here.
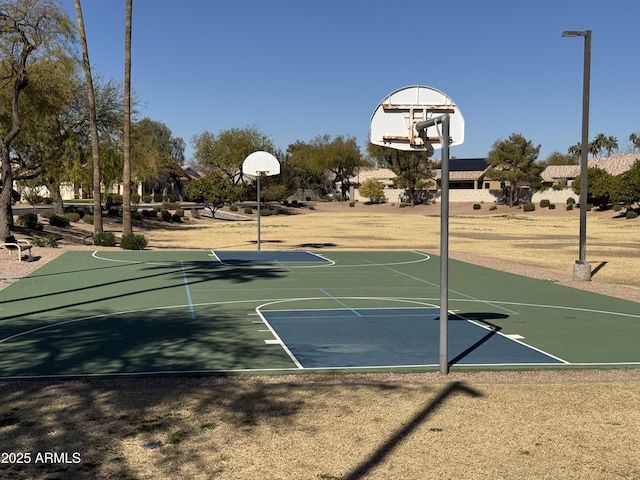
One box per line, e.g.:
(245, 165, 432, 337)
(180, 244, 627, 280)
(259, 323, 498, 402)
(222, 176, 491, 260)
(0, 250, 638, 378)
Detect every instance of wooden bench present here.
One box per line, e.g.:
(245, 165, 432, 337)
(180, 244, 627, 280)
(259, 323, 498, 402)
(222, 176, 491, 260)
(1, 235, 32, 262)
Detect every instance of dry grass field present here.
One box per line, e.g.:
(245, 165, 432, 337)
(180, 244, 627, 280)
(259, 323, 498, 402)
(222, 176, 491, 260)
(1, 201, 639, 479)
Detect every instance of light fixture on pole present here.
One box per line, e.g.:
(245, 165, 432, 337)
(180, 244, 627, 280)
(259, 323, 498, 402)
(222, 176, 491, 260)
(562, 29, 592, 281)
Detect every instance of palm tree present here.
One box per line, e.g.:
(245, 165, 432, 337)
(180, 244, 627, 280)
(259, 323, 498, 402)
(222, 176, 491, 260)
(589, 133, 607, 158)
(604, 135, 618, 157)
(73, 0, 103, 233)
(629, 133, 640, 152)
(122, 0, 133, 236)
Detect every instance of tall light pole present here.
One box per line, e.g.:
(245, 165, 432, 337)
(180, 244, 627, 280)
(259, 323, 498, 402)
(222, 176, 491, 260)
(562, 29, 592, 281)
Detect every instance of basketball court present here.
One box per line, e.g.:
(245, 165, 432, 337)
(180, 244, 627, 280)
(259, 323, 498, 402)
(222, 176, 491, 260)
(1, 249, 638, 379)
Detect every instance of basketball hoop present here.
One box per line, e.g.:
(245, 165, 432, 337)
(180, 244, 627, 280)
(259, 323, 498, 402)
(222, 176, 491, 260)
(242, 152, 280, 252)
(370, 86, 465, 376)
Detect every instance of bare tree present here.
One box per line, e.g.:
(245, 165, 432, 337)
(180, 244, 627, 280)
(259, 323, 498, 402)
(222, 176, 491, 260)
(73, 0, 103, 233)
(122, 0, 133, 235)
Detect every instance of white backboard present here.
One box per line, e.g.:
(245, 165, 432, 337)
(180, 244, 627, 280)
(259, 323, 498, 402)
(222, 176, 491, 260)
(370, 85, 464, 151)
(242, 151, 280, 176)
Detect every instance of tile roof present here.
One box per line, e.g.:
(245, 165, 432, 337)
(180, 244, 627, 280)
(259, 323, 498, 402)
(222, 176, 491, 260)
(541, 153, 639, 182)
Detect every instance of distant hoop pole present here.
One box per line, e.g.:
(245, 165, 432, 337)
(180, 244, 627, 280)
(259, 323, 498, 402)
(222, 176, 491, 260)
(256, 171, 267, 251)
(415, 113, 450, 375)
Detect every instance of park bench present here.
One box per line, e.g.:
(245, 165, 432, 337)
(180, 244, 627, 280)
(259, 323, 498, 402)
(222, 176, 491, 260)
(1, 235, 32, 262)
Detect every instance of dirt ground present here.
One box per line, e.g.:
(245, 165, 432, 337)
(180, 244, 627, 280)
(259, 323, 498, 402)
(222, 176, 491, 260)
(1, 201, 639, 479)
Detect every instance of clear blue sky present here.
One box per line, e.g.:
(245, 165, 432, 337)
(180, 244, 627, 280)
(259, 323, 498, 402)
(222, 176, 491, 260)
(60, 0, 639, 163)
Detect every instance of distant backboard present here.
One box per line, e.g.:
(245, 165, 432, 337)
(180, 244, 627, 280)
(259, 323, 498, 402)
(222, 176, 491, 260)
(370, 85, 464, 151)
(242, 151, 280, 176)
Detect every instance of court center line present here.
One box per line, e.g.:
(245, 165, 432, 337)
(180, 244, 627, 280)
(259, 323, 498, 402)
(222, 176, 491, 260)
(181, 261, 196, 319)
(319, 288, 362, 316)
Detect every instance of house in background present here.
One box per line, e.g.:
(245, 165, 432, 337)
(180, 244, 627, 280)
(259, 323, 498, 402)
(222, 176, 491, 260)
(540, 153, 639, 188)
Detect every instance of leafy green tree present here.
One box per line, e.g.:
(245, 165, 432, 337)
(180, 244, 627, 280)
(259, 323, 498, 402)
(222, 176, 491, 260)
(192, 126, 275, 185)
(542, 151, 579, 166)
(285, 140, 333, 198)
(366, 143, 434, 206)
(131, 118, 185, 196)
(185, 171, 242, 217)
(359, 177, 385, 203)
(0, 0, 74, 239)
(610, 160, 640, 208)
(312, 134, 366, 199)
(485, 133, 541, 207)
(573, 167, 614, 208)
(604, 135, 618, 157)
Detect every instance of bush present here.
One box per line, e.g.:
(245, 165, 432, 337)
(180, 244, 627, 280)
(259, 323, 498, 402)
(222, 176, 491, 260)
(93, 231, 117, 246)
(49, 214, 70, 227)
(229, 204, 238, 211)
(153, 193, 163, 203)
(567, 197, 576, 205)
(120, 233, 148, 250)
(349, 202, 355, 207)
(174, 208, 184, 217)
(164, 194, 177, 203)
(171, 213, 182, 222)
(162, 201, 180, 210)
(17, 213, 39, 229)
(65, 212, 81, 223)
(40, 209, 55, 219)
(160, 210, 172, 221)
(548, 203, 556, 210)
(473, 203, 481, 210)
(523, 202, 536, 212)
(131, 193, 141, 204)
(190, 208, 201, 219)
(244, 207, 253, 214)
(489, 205, 498, 211)
(142, 194, 152, 203)
(83, 214, 94, 224)
(566, 203, 574, 211)
(31, 234, 58, 248)
(626, 210, 638, 219)
(540, 199, 550, 208)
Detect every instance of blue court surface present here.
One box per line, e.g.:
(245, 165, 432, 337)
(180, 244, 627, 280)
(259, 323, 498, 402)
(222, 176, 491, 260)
(262, 307, 564, 368)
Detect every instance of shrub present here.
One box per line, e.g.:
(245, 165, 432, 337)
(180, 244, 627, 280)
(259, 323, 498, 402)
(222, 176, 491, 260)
(626, 210, 638, 219)
(17, 213, 39, 229)
(162, 201, 180, 210)
(120, 233, 148, 250)
(164, 194, 177, 203)
(40, 209, 55, 219)
(32, 234, 58, 248)
(473, 203, 481, 210)
(229, 204, 238, 211)
(131, 193, 141, 204)
(566, 203, 574, 211)
(349, 202, 355, 207)
(153, 193, 163, 203)
(65, 212, 81, 223)
(171, 213, 182, 222)
(142, 194, 152, 203)
(174, 208, 184, 217)
(523, 202, 536, 212)
(132, 211, 142, 221)
(244, 207, 253, 214)
(489, 205, 498, 211)
(549, 203, 556, 210)
(160, 210, 172, 221)
(190, 208, 201, 219)
(93, 231, 117, 246)
(49, 214, 70, 227)
(540, 199, 550, 208)
(567, 197, 576, 205)
(83, 214, 94, 224)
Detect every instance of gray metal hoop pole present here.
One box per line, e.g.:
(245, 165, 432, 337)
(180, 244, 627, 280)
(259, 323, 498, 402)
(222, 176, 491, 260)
(257, 175, 261, 251)
(439, 115, 450, 375)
